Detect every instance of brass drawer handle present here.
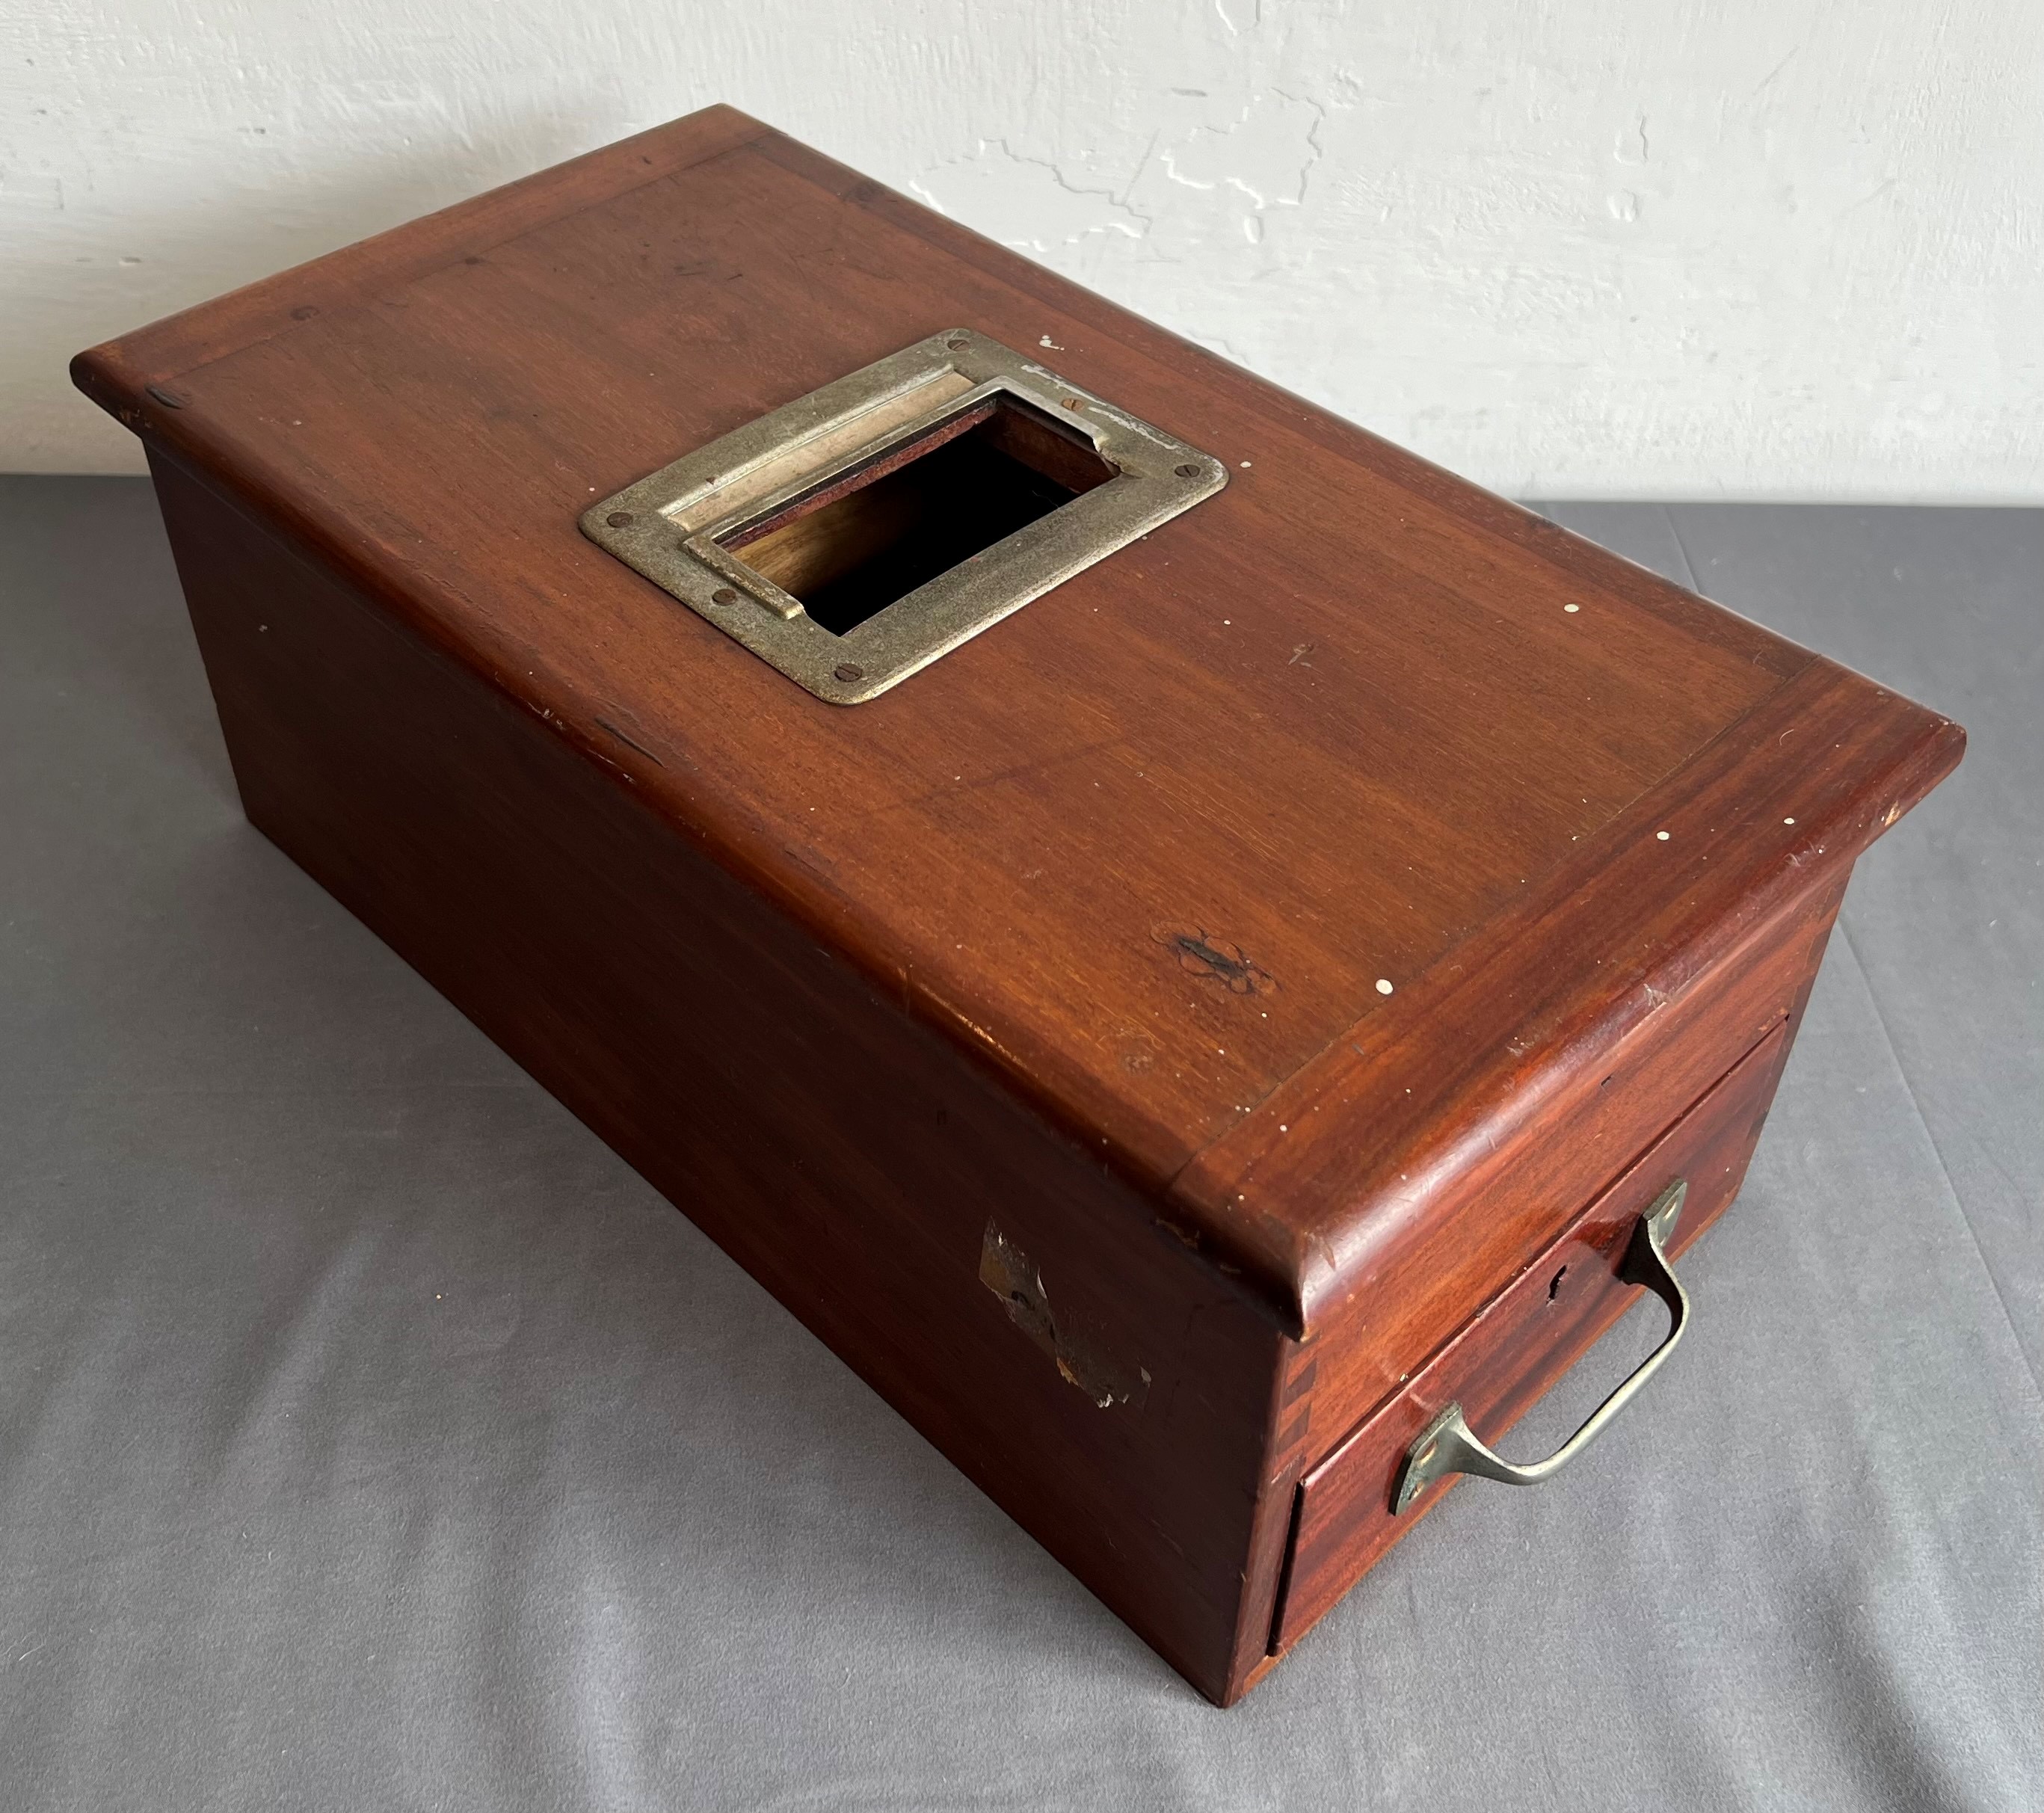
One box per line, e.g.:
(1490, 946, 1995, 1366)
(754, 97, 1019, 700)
(1394, 1179, 1690, 1514)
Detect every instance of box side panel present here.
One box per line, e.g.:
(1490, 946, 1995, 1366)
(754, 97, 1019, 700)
(1272, 1009, 1799, 1655)
(146, 449, 1289, 1705)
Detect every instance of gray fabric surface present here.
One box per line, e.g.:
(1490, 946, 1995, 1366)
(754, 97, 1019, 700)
(1, 478, 2037, 1810)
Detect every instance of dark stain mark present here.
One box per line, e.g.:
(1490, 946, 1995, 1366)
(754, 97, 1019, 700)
(1154, 924, 1275, 997)
(979, 1222, 1149, 1410)
(144, 384, 183, 409)
(594, 718, 665, 766)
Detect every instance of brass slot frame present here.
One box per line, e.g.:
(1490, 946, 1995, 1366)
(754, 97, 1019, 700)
(580, 329, 1227, 704)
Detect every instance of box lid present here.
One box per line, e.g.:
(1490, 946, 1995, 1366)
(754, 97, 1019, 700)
(75, 106, 1963, 1337)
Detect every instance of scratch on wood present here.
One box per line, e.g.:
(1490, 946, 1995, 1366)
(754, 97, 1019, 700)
(594, 717, 665, 766)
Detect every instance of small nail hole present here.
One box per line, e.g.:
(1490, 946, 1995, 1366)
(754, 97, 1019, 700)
(711, 588, 738, 606)
(606, 511, 633, 528)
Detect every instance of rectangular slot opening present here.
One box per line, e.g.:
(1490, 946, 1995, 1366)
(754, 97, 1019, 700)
(718, 394, 1117, 636)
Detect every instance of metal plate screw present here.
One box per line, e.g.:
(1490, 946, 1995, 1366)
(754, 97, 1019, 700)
(606, 511, 634, 527)
(834, 663, 865, 683)
(711, 588, 738, 606)
(1175, 463, 1200, 478)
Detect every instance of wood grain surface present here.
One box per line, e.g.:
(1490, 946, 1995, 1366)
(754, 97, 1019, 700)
(73, 108, 1964, 1702)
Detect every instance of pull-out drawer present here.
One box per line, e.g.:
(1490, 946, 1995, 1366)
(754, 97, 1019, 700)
(1270, 1019, 1791, 1655)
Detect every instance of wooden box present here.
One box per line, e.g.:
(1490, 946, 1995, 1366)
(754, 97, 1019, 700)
(73, 106, 1963, 1705)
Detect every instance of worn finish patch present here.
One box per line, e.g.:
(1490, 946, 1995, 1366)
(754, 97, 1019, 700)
(979, 1222, 1150, 1409)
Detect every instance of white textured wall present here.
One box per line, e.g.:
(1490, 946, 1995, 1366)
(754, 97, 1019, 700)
(6, 1, 2040, 497)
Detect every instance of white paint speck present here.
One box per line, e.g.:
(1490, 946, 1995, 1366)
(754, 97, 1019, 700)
(1564, 602, 1580, 613)
(1784, 816, 1796, 825)
(1278, 1124, 1288, 1133)
(1375, 977, 1394, 994)
(1039, 334, 1065, 351)
(1240, 460, 1252, 468)
(1656, 830, 1671, 840)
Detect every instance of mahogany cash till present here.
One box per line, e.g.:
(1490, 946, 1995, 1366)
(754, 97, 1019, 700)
(74, 106, 1964, 1705)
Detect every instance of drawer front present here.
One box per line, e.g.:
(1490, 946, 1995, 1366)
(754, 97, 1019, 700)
(1270, 1019, 1788, 1654)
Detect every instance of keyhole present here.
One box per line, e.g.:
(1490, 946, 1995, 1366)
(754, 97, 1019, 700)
(1548, 1264, 1569, 1302)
